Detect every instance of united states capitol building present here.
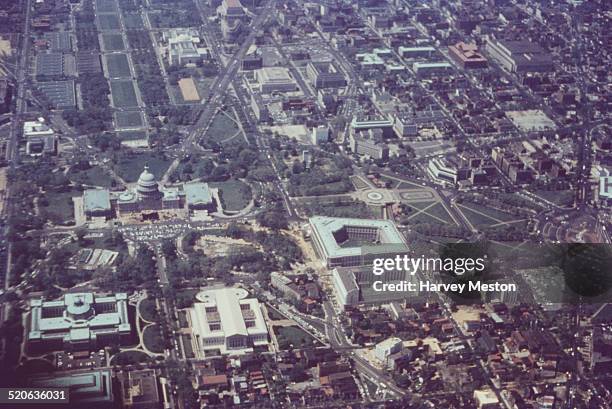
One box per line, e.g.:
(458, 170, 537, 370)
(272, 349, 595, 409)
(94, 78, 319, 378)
(80, 165, 218, 221)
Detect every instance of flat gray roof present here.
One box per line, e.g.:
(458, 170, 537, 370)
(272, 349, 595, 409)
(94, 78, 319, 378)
(184, 182, 212, 205)
(83, 189, 111, 212)
(310, 216, 408, 259)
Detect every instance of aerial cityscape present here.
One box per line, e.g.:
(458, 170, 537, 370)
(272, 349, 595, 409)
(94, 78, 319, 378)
(0, 0, 610, 408)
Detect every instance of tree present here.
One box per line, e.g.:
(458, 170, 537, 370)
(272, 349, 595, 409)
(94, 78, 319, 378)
(256, 210, 288, 230)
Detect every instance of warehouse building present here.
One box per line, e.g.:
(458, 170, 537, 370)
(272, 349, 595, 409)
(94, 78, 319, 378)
(485, 38, 553, 73)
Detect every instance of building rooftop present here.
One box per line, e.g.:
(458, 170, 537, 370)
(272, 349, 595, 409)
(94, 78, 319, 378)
(184, 182, 213, 205)
(309, 216, 408, 259)
(30, 370, 114, 403)
(83, 189, 111, 213)
(600, 176, 612, 200)
(258, 67, 293, 82)
(29, 292, 130, 344)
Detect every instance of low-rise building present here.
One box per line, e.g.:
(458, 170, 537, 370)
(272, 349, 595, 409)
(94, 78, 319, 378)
(375, 337, 403, 363)
(598, 174, 612, 206)
(448, 42, 488, 69)
(306, 61, 347, 89)
(256, 67, 297, 93)
(351, 116, 394, 138)
(163, 28, 207, 66)
(486, 37, 554, 73)
(30, 369, 115, 408)
(0, 78, 12, 114)
(23, 119, 57, 156)
(398, 46, 436, 59)
(474, 388, 500, 409)
(312, 125, 330, 145)
(349, 129, 389, 160)
(189, 288, 268, 356)
(427, 156, 470, 184)
(117, 369, 161, 409)
(413, 61, 453, 77)
(28, 292, 132, 352)
(83, 189, 112, 219)
(331, 268, 360, 308)
(308, 216, 409, 268)
(219, 0, 245, 23)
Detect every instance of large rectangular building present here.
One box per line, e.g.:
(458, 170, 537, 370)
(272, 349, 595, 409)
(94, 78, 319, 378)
(448, 42, 488, 69)
(30, 370, 115, 408)
(28, 292, 132, 352)
(332, 266, 419, 308)
(306, 61, 347, 89)
(83, 188, 112, 218)
(163, 28, 207, 66)
(256, 67, 297, 93)
(413, 61, 453, 77)
(309, 216, 409, 268)
(349, 129, 389, 161)
(189, 288, 268, 357)
(485, 38, 553, 73)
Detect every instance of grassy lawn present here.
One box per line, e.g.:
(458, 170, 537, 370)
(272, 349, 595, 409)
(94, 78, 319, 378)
(402, 210, 445, 226)
(110, 80, 139, 108)
(457, 205, 500, 228)
(97, 13, 121, 30)
(122, 13, 144, 29)
(105, 53, 131, 78)
(403, 200, 436, 210)
(195, 77, 214, 98)
(69, 166, 114, 188)
(101, 33, 125, 51)
(142, 324, 165, 353)
(274, 326, 318, 349)
(96, 0, 117, 12)
(422, 202, 456, 224)
(533, 189, 575, 207)
(210, 179, 252, 212)
(114, 152, 171, 182)
(40, 187, 80, 222)
(461, 201, 518, 222)
(110, 350, 150, 366)
(304, 200, 376, 219)
(115, 111, 144, 128)
(206, 111, 240, 143)
(139, 298, 159, 322)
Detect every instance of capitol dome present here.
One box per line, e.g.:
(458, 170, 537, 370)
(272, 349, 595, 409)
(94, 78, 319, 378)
(136, 165, 161, 197)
